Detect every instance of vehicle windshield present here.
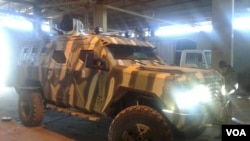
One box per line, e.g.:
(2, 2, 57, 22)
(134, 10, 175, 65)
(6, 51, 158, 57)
(107, 44, 165, 65)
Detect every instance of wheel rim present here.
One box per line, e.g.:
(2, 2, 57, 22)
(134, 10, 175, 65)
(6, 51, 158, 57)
(122, 123, 153, 141)
(20, 100, 31, 118)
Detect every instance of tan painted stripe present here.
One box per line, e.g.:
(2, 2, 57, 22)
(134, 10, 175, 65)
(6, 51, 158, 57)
(121, 68, 133, 86)
(152, 73, 169, 96)
(102, 77, 115, 112)
(69, 47, 79, 69)
(130, 39, 137, 46)
(68, 83, 74, 106)
(48, 58, 57, 103)
(115, 37, 124, 45)
(134, 73, 148, 90)
(48, 60, 56, 79)
(86, 73, 100, 110)
(88, 36, 99, 50)
(55, 41, 71, 82)
(110, 37, 118, 44)
(75, 60, 84, 71)
(65, 41, 73, 61)
(58, 65, 67, 81)
(102, 36, 111, 44)
(117, 59, 125, 66)
(50, 84, 60, 102)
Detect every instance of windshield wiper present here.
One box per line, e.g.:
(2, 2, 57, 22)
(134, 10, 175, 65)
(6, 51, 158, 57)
(151, 60, 165, 65)
(130, 59, 146, 65)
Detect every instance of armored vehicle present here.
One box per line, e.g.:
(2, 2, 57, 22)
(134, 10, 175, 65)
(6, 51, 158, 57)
(12, 17, 231, 141)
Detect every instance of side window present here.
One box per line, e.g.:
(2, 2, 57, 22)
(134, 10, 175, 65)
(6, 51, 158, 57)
(23, 48, 30, 53)
(185, 53, 203, 67)
(204, 51, 211, 68)
(175, 39, 197, 66)
(176, 39, 196, 50)
(52, 50, 66, 63)
(175, 51, 181, 66)
(32, 47, 38, 53)
(41, 47, 48, 53)
(19, 47, 29, 64)
(79, 50, 94, 68)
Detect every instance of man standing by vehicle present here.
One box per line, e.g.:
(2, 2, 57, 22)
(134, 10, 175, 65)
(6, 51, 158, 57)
(218, 60, 238, 94)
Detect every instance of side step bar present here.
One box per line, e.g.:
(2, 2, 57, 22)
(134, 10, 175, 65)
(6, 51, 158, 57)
(46, 104, 100, 121)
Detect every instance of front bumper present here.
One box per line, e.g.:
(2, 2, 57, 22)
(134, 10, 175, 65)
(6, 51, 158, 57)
(162, 99, 231, 132)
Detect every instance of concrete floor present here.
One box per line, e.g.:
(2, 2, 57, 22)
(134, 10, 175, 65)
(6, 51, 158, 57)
(0, 87, 250, 141)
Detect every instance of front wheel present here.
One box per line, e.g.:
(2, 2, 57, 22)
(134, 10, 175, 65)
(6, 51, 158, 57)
(18, 92, 44, 127)
(108, 105, 173, 141)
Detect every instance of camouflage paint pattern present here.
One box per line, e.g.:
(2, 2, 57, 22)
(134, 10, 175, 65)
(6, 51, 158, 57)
(15, 34, 228, 131)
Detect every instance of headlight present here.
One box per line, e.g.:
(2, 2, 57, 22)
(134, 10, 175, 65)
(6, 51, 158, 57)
(174, 84, 212, 110)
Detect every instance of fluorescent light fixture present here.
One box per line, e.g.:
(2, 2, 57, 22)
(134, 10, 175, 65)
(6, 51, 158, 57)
(155, 25, 198, 36)
(155, 15, 250, 36)
(155, 23, 212, 37)
(196, 21, 213, 32)
(42, 24, 50, 32)
(0, 16, 33, 31)
(0, 15, 50, 32)
(233, 16, 250, 30)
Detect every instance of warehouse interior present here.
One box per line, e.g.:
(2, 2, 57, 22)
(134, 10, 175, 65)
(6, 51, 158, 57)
(0, 1, 250, 141)
(0, 0, 249, 90)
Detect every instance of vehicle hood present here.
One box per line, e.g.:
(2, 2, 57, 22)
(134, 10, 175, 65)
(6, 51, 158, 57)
(140, 65, 222, 80)
(113, 64, 224, 98)
(122, 65, 223, 83)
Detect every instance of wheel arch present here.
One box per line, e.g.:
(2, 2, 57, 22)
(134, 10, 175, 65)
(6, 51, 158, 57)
(15, 79, 44, 98)
(105, 86, 167, 118)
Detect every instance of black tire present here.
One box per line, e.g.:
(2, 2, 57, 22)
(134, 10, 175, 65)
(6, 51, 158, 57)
(108, 105, 173, 141)
(18, 92, 44, 127)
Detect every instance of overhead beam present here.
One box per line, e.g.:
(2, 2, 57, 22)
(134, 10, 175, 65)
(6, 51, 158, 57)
(88, 0, 176, 25)
(0, 9, 33, 19)
(0, 1, 8, 6)
(4, 0, 34, 6)
(38, 0, 87, 9)
(104, 4, 176, 25)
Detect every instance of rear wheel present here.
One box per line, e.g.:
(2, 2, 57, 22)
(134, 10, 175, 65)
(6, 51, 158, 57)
(18, 92, 44, 127)
(108, 105, 173, 141)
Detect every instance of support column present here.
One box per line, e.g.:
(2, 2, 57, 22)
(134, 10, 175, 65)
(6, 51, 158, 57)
(33, 6, 43, 38)
(94, 4, 107, 32)
(211, 0, 234, 69)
